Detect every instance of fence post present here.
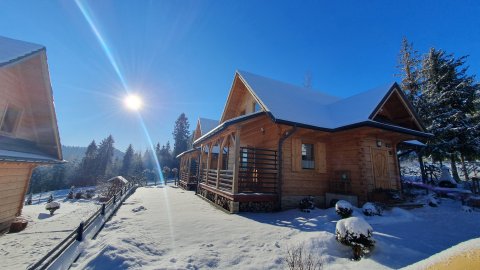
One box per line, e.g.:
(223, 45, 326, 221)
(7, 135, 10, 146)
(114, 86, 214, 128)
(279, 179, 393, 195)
(101, 204, 105, 215)
(77, 222, 84, 242)
(113, 194, 116, 204)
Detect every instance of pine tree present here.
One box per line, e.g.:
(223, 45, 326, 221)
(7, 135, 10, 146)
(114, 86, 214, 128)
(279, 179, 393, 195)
(131, 151, 146, 185)
(172, 113, 190, 167)
(95, 135, 115, 182)
(421, 49, 479, 181)
(121, 144, 134, 177)
(397, 37, 423, 107)
(76, 140, 98, 186)
(143, 149, 154, 171)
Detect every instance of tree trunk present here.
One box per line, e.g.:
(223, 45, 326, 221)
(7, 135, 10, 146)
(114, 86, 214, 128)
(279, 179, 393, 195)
(460, 154, 470, 181)
(450, 153, 461, 182)
(418, 152, 427, 183)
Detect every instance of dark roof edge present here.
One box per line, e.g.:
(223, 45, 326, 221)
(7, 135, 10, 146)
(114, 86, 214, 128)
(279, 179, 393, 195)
(0, 47, 45, 68)
(0, 156, 65, 164)
(272, 117, 432, 138)
(193, 112, 265, 145)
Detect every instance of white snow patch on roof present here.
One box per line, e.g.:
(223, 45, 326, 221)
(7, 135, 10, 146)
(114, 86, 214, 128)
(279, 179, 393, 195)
(0, 36, 44, 66)
(237, 70, 395, 129)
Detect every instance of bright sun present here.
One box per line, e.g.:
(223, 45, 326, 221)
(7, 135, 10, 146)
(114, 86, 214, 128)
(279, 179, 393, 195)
(124, 94, 143, 111)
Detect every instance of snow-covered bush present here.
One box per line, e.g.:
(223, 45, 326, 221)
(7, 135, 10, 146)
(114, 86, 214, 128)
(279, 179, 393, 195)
(75, 191, 83, 199)
(85, 189, 95, 199)
(335, 200, 353, 219)
(362, 202, 382, 216)
(45, 201, 61, 215)
(299, 196, 315, 213)
(285, 243, 322, 270)
(427, 194, 440, 207)
(335, 217, 375, 260)
(462, 205, 473, 213)
(67, 186, 75, 199)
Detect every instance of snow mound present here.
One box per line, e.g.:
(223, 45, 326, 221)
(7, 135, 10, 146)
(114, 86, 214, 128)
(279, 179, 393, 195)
(336, 217, 372, 239)
(132, 206, 147, 212)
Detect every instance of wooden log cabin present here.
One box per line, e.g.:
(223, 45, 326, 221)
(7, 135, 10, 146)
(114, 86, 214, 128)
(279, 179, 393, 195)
(0, 36, 63, 232)
(177, 117, 218, 190)
(179, 70, 430, 213)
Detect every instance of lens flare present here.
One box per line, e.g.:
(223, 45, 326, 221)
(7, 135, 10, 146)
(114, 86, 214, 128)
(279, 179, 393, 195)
(124, 94, 142, 110)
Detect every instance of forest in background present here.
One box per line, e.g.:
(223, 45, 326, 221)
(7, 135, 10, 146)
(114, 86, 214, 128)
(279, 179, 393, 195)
(28, 113, 191, 193)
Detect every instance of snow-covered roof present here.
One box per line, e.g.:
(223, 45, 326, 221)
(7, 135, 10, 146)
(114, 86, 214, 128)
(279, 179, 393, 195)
(237, 70, 398, 129)
(0, 149, 62, 164)
(403, 140, 426, 147)
(107, 176, 129, 184)
(199, 118, 218, 135)
(0, 36, 44, 66)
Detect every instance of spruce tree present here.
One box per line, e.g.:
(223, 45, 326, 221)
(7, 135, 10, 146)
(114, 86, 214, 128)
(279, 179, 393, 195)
(421, 49, 479, 181)
(172, 113, 190, 167)
(120, 144, 134, 177)
(95, 135, 115, 182)
(143, 149, 154, 171)
(77, 140, 98, 186)
(396, 37, 422, 106)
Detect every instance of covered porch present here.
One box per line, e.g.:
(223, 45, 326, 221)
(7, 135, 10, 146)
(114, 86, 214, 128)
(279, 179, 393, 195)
(196, 121, 280, 213)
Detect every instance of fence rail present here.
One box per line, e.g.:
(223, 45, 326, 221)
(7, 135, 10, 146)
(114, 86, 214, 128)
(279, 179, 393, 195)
(27, 182, 137, 270)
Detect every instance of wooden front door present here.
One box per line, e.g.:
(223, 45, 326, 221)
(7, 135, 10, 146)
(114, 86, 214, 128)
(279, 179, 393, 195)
(371, 148, 390, 189)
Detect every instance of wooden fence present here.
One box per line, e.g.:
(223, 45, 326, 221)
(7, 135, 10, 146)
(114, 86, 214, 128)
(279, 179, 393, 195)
(27, 182, 137, 270)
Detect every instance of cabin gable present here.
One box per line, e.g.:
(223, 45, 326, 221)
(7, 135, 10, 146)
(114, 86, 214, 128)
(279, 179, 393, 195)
(370, 86, 424, 132)
(220, 74, 265, 123)
(0, 51, 61, 160)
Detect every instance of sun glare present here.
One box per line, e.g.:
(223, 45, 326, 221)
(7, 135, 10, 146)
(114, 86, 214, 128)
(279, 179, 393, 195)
(124, 94, 142, 111)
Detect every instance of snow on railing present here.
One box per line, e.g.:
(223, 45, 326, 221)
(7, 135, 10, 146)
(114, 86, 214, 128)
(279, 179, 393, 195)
(27, 182, 137, 270)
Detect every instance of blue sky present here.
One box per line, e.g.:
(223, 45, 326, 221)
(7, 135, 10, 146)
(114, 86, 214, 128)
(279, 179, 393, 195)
(1, 0, 479, 151)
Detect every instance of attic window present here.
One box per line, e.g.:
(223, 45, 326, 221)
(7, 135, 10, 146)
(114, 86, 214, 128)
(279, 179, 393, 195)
(1, 104, 21, 134)
(253, 102, 261, 112)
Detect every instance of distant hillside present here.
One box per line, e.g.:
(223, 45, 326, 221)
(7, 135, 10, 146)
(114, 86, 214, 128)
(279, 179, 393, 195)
(61, 145, 125, 162)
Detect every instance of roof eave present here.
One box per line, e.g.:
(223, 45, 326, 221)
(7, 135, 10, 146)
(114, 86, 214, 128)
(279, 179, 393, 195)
(193, 112, 265, 146)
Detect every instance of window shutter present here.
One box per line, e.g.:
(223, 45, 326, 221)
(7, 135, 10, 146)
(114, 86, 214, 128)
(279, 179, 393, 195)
(291, 138, 301, 172)
(315, 142, 326, 173)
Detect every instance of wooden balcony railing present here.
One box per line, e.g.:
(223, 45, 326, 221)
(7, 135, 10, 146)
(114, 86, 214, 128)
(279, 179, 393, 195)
(199, 147, 278, 194)
(238, 147, 277, 193)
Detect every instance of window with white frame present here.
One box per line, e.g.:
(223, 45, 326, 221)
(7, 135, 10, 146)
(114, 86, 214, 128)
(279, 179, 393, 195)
(301, 143, 314, 169)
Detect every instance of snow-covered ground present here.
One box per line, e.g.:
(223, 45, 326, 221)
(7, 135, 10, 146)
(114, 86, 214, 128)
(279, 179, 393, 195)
(71, 186, 480, 269)
(0, 198, 99, 269)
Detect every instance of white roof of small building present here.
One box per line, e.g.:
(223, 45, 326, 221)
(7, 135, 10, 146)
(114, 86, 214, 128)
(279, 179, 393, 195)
(107, 176, 129, 184)
(237, 70, 398, 129)
(0, 36, 44, 66)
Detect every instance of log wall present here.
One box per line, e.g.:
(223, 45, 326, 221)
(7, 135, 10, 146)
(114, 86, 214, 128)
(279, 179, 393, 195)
(0, 162, 34, 232)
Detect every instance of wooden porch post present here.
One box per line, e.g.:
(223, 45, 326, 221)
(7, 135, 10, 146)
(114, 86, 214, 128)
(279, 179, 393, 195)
(232, 128, 241, 194)
(206, 142, 212, 186)
(196, 145, 204, 194)
(216, 137, 227, 189)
